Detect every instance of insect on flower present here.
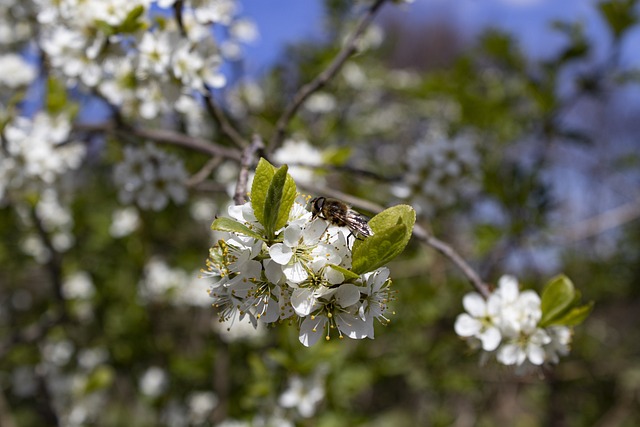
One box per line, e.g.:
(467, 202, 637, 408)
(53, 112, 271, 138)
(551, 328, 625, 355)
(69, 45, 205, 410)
(310, 196, 374, 241)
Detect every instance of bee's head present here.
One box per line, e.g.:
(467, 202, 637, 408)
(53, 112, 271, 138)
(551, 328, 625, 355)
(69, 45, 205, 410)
(310, 196, 325, 218)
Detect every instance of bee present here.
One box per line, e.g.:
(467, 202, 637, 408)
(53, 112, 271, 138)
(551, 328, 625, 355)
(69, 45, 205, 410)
(310, 196, 373, 240)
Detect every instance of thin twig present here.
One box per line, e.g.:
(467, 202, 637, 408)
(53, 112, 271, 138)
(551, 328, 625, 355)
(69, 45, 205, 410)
(204, 88, 249, 148)
(556, 197, 640, 242)
(268, 0, 389, 152)
(173, 0, 186, 37)
(30, 207, 67, 310)
(412, 226, 491, 298)
(234, 134, 265, 205)
(187, 156, 224, 188)
(299, 184, 491, 297)
(74, 122, 242, 161)
(280, 161, 402, 182)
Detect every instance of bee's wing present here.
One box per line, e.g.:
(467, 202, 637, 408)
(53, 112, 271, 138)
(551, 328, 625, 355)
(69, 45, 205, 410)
(346, 210, 374, 238)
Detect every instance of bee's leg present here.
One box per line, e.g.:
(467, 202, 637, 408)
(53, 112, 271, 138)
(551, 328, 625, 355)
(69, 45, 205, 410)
(346, 232, 355, 247)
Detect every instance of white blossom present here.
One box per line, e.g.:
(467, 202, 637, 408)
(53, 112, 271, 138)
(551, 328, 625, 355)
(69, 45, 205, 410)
(113, 143, 188, 210)
(278, 368, 327, 418)
(455, 274, 575, 369)
(0, 54, 37, 88)
(202, 195, 396, 347)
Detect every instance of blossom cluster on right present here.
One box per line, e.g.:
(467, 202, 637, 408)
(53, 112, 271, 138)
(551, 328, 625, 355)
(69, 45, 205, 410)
(455, 275, 592, 370)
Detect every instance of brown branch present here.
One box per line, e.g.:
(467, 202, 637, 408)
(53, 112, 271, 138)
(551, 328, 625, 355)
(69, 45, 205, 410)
(412, 225, 491, 298)
(30, 207, 67, 310)
(279, 161, 402, 182)
(203, 89, 249, 148)
(268, 0, 389, 152)
(234, 134, 264, 205)
(187, 156, 224, 188)
(299, 184, 491, 297)
(74, 122, 242, 161)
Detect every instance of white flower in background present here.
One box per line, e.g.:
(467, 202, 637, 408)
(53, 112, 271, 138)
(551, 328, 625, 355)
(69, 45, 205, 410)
(109, 207, 141, 238)
(0, 54, 37, 88)
(278, 367, 328, 418)
(187, 391, 218, 424)
(2, 113, 85, 188)
(137, 31, 172, 76)
(193, 0, 237, 25)
(272, 139, 323, 185)
(455, 275, 574, 369)
(403, 124, 480, 214)
(304, 92, 337, 114)
(229, 18, 258, 43)
(113, 142, 188, 211)
(544, 325, 572, 364)
(62, 271, 95, 300)
(139, 366, 168, 398)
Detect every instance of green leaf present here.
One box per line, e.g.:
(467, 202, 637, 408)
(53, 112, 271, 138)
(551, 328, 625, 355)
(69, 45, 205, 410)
(211, 217, 264, 241)
(274, 168, 297, 232)
(351, 204, 415, 274)
(46, 77, 68, 115)
(598, 0, 638, 40)
(550, 302, 594, 327)
(323, 147, 351, 166)
(262, 165, 295, 238)
(352, 223, 407, 274)
(539, 275, 576, 327)
(250, 158, 276, 227)
(328, 264, 360, 281)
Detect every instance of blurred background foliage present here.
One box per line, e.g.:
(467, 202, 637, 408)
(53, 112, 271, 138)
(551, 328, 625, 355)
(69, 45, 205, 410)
(2, 0, 640, 426)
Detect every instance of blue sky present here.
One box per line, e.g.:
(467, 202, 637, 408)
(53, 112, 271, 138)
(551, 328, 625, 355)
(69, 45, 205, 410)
(238, 0, 640, 73)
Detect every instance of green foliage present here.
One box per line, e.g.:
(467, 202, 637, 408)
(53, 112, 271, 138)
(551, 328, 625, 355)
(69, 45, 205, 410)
(352, 205, 416, 274)
(211, 216, 264, 240)
(250, 158, 296, 240)
(540, 275, 594, 327)
(598, 0, 638, 40)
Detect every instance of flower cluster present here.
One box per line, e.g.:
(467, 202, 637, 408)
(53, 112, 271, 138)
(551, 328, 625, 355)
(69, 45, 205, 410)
(113, 142, 188, 210)
(31, 0, 254, 121)
(202, 197, 397, 347)
(454, 275, 572, 369)
(396, 124, 480, 214)
(0, 113, 85, 201)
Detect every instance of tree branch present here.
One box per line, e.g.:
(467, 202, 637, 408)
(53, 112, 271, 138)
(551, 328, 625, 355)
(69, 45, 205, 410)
(234, 134, 264, 205)
(268, 0, 389, 152)
(299, 184, 491, 297)
(187, 156, 224, 188)
(204, 88, 249, 148)
(74, 122, 242, 161)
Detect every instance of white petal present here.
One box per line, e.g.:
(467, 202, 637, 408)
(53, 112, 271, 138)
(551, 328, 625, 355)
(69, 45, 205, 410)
(263, 259, 284, 284)
(496, 344, 520, 366)
(498, 275, 519, 303)
(335, 312, 368, 340)
(527, 344, 546, 365)
(259, 299, 280, 324)
(269, 243, 293, 265)
(454, 314, 481, 337)
(324, 267, 344, 285)
(303, 219, 328, 243)
(462, 292, 486, 317)
(283, 224, 303, 246)
(299, 315, 326, 347)
(479, 327, 501, 351)
(283, 262, 308, 284)
(335, 284, 360, 308)
(291, 288, 317, 316)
